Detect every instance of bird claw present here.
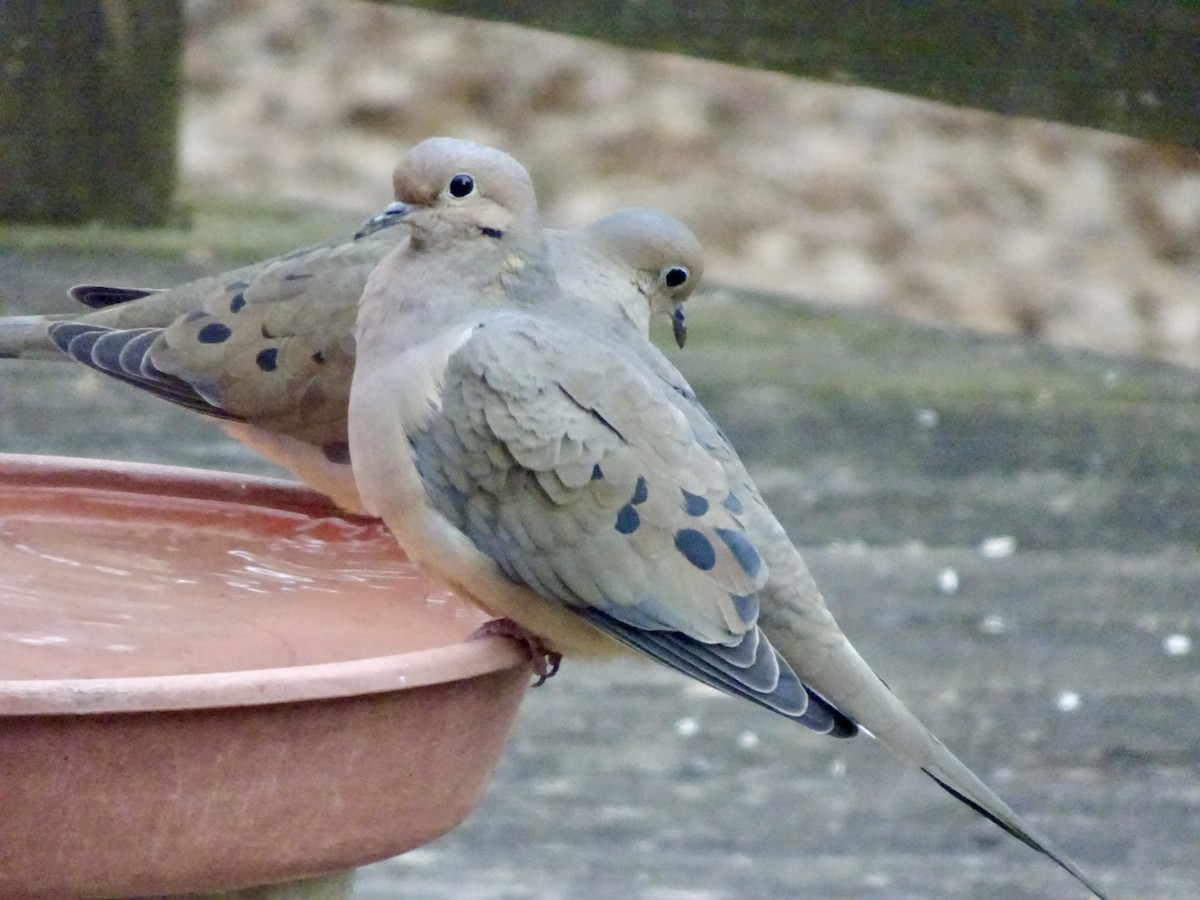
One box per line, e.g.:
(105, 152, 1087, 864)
(469, 618, 562, 686)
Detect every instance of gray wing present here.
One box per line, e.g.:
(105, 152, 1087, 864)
(413, 312, 855, 736)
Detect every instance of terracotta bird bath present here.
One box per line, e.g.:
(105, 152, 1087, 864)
(0, 453, 530, 899)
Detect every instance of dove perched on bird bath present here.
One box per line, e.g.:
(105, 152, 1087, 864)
(347, 137, 1108, 900)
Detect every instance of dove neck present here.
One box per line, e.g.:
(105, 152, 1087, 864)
(545, 235, 644, 338)
(356, 231, 555, 358)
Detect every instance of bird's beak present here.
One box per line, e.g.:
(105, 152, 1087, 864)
(671, 303, 687, 348)
(354, 201, 413, 240)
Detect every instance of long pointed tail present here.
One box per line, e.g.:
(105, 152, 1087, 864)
(766, 579, 1109, 898)
(0, 315, 65, 360)
(917, 729, 1110, 899)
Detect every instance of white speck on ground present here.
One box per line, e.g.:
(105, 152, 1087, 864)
(674, 716, 700, 737)
(936, 566, 959, 594)
(979, 613, 1008, 635)
(1056, 690, 1082, 712)
(979, 535, 1018, 558)
(1163, 633, 1192, 657)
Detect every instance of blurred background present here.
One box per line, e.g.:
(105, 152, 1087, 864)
(179, 0, 1200, 365)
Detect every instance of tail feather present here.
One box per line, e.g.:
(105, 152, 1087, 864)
(68, 284, 159, 310)
(47, 321, 238, 419)
(922, 761, 1109, 899)
(770, 605, 1107, 898)
(851, 654, 1107, 898)
(0, 315, 66, 360)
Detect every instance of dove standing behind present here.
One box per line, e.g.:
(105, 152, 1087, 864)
(349, 137, 1108, 899)
(10, 203, 699, 515)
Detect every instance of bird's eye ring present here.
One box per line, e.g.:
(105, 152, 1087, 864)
(448, 173, 476, 198)
(662, 266, 689, 289)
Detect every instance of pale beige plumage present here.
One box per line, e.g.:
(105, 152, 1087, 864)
(6, 202, 700, 515)
(348, 137, 1108, 899)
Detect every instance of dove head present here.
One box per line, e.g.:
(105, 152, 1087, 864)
(391, 137, 542, 250)
(358, 138, 554, 355)
(573, 208, 704, 348)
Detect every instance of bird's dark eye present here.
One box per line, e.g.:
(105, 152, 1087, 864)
(662, 266, 689, 289)
(448, 173, 475, 198)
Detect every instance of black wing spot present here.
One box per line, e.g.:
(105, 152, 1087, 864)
(255, 348, 278, 372)
(681, 489, 709, 517)
(197, 323, 232, 344)
(631, 476, 649, 505)
(615, 504, 640, 535)
(674, 528, 716, 571)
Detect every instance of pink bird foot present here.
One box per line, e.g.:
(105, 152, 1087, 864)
(469, 618, 562, 686)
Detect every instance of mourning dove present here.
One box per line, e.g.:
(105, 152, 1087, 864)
(4, 202, 700, 514)
(348, 137, 1108, 899)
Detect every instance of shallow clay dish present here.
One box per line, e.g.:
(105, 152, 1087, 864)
(0, 453, 530, 899)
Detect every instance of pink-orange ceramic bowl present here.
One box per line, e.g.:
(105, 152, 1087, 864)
(0, 454, 529, 899)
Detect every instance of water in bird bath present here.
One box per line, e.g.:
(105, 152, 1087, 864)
(0, 482, 488, 681)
